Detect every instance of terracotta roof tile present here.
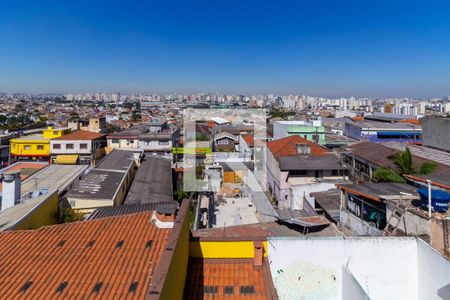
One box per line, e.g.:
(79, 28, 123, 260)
(185, 259, 273, 299)
(0, 211, 171, 299)
(53, 130, 106, 141)
(267, 135, 330, 158)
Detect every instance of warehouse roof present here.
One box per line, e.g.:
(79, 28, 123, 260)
(125, 156, 174, 205)
(96, 149, 137, 171)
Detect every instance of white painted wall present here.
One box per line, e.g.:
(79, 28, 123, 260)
(51, 140, 92, 154)
(417, 239, 450, 300)
(268, 237, 418, 300)
(341, 265, 370, 299)
(291, 182, 336, 210)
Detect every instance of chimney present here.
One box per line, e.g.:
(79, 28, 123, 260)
(151, 207, 175, 229)
(2, 170, 21, 211)
(253, 241, 264, 268)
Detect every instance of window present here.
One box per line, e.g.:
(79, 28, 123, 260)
(53, 131, 58, 135)
(37, 145, 44, 150)
(204, 286, 218, 294)
(80, 143, 88, 149)
(111, 139, 119, 144)
(53, 144, 61, 150)
(24, 145, 31, 150)
(217, 139, 228, 145)
(66, 144, 74, 150)
(332, 169, 339, 176)
(158, 141, 169, 145)
(240, 286, 255, 295)
(224, 286, 234, 295)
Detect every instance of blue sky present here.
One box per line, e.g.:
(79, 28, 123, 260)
(1, 0, 450, 97)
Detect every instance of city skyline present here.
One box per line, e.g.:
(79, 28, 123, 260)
(1, 1, 450, 97)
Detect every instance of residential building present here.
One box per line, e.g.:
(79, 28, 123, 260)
(0, 201, 190, 300)
(68, 116, 107, 133)
(106, 128, 142, 150)
(337, 182, 418, 235)
(273, 120, 325, 143)
(266, 135, 347, 209)
(50, 130, 107, 166)
(10, 127, 71, 160)
(107, 126, 180, 156)
(213, 132, 238, 152)
(342, 141, 450, 189)
(138, 128, 180, 156)
(66, 149, 141, 211)
(148, 118, 169, 133)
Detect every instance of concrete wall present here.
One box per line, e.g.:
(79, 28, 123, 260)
(417, 239, 450, 300)
(386, 202, 431, 237)
(340, 210, 384, 236)
(268, 237, 418, 300)
(291, 183, 336, 210)
(12, 191, 59, 230)
(190, 240, 268, 258)
(422, 118, 450, 152)
(341, 265, 370, 300)
(344, 123, 362, 140)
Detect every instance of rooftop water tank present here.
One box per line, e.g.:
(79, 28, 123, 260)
(417, 188, 450, 213)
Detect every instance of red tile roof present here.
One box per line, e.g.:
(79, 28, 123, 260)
(242, 134, 254, 147)
(53, 130, 106, 141)
(185, 259, 275, 299)
(0, 211, 171, 299)
(267, 135, 330, 158)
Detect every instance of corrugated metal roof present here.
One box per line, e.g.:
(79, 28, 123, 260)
(87, 203, 177, 220)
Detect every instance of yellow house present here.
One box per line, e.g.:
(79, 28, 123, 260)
(10, 127, 71, 160)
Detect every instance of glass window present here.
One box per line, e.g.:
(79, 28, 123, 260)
(66, 144, 74, 150)
(80, 143, 88, 149)
(53, 144, 61, 149)
(53, 131, 58, 135)
(37, 145, 44, 150)
(24, 145, 31, 150)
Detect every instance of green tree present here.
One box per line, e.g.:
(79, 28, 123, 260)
(131, 111, 142, 121)
(373, 146, 437, 183)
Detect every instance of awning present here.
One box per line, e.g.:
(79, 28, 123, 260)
(55, 155, 79, 165)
